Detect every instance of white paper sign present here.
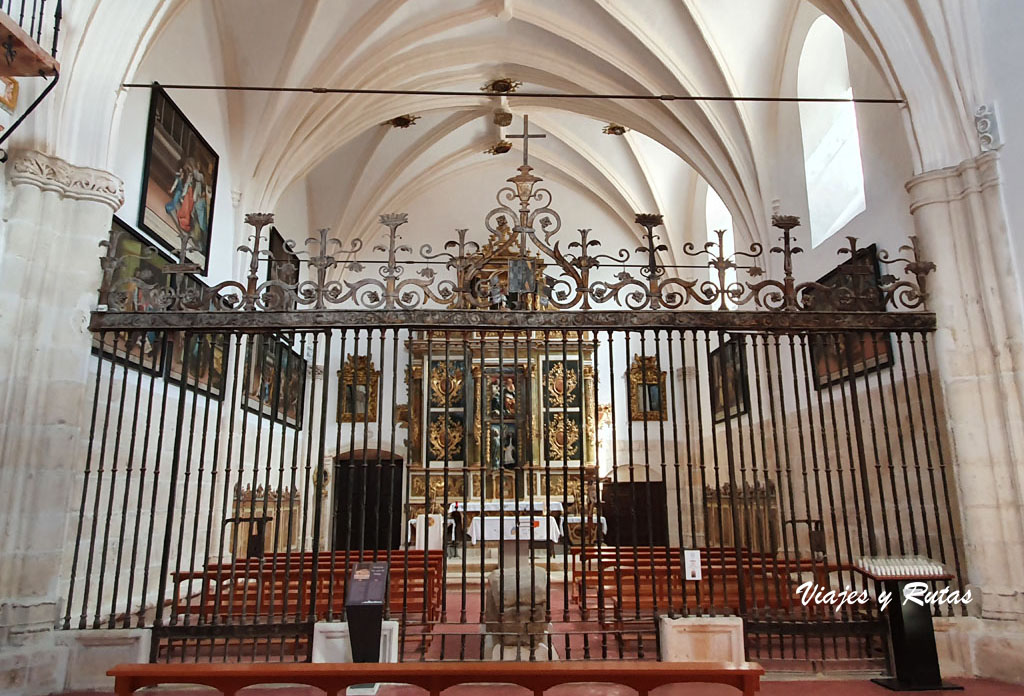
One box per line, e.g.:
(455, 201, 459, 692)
(684, 549, 702, 581)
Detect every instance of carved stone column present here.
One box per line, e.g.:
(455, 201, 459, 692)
(0, 150, 123, 694)
(906, 150, 1024, 681)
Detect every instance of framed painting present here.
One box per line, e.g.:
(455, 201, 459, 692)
(92, 217, 172, 374)
(628, 355, 666, 421)
(709, 336, 749, 423)
(337, 355, 380, 423)
(167, 332, 229, 400)
(267, 226, 299, 310)
(244, 335, 306, 428)
(138, 83, 219, 273)
(166, 277, 230, 399)
(807, 245, 893, 389)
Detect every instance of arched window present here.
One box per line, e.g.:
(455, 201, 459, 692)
(798, 15, 865, 247)
(706, 187, 735, 308)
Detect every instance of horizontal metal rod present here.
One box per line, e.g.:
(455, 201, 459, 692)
(121, 82, 904, 105)
(89, 309, 936, 332)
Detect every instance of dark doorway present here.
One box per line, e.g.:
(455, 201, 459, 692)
(601, 481, 669, 547)
(332, 450, 404, 551)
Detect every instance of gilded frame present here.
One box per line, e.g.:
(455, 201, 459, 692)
(337, 354, 380, 423)
(628, 355, 667, 421)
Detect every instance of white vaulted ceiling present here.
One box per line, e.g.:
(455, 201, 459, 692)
(113, 0, 902, 255)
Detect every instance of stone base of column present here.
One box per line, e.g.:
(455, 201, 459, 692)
(53, 628, 150, 692)
(0, 643, 69, 696)
(658, 615, 745, 664)
(935, 616, 1024, 684)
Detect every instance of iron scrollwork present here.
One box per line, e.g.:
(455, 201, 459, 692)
(97, 115, 936, 316)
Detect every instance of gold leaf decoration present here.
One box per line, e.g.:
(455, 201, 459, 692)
(547, 412, 580, 460)
(546, 362, 578, 407)
(428, 415, 464, 461)
(429, 362, 464, 407)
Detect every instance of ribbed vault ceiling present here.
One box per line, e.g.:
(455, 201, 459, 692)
(136, 0, 896, 250)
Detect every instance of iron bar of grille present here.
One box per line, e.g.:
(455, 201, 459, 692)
(885, 332, 918, 553)
(783, 334, 812, 658)
(804, 333, 845, 658)
(93, 330, 134, 628)
(64, 316, 964, 667)
(64, 331, 109, 630)
(81, 331, 124, 629)
(827, 333, 860, 658)
(211, 334, 243, 639)
(384, 328, 400, 622)
(106, 329, 146, 626)
(125, 333, 164, 628)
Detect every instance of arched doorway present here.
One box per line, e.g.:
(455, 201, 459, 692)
(332, 449, 404, 551)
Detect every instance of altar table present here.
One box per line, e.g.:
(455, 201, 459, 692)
(468, 515, 561, 545)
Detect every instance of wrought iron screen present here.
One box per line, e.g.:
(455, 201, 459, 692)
(67, 131, 964, 671)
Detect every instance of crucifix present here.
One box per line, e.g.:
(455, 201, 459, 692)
(506, 114, 545, 168)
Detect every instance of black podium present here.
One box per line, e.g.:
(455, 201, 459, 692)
(855, 562, 962, 691)
(345, 561, 389, 691)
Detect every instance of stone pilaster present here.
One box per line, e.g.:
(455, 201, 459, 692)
(906, 150, 1024, 683)
(0, 150, 123, 695)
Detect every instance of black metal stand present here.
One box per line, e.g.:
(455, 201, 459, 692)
(345, 562, 389, 693)
(872, 580, 962, 692)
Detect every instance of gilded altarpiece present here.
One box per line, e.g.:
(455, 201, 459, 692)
(404, 334, 597, 517)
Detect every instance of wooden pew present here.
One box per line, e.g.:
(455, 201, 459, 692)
(572, 553, 800, 622)
(109, 660, 765, 696)
(171, 551, 444, 632)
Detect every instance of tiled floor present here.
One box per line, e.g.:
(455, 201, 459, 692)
(67, 677, 1024, 696)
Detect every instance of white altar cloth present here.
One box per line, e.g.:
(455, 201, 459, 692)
(468, 515, 561, 545)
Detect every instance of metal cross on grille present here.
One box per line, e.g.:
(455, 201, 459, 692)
(506, 114, 545, 166)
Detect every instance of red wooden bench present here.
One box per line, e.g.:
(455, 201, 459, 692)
(109, 660, 765, 696)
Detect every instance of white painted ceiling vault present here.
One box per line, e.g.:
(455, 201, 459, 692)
(61, 0, 958, 276)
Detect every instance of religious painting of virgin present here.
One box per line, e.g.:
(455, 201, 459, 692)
(709, 336, 749, 424)
(806, 245, 892, 389)
(139, 83, 219, 274)
(244, 335, 306, 428)
(266, 227, 299, 310)
(92, 218, 172, 375)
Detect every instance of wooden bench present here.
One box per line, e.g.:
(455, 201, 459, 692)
(109, 660, 765, 696)
(173, 551, 444, 625)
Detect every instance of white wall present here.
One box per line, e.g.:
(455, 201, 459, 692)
(978, 1, 1024, 310)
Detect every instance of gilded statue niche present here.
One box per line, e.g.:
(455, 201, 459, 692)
(429, 361, 464, 407)
(337, 355, 380, 423)
(546, 412, 581, 460)
(628, 355, 667, 421)
(546, 361, 579, 408)
(428, 415, 465, 461)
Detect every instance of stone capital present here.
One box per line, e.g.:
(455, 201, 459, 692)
(905, 150, 1000, 213)
(6, 149, 124, 211)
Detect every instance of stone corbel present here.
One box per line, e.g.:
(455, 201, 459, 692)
(7, 149, 124, 211)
